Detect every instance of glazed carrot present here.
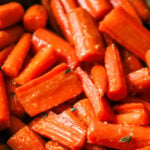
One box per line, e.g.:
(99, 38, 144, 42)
(0, 44, 14, 66)
(0, 144, 10, 150)
(74, 99, 98, 126)
(7, 126, 45, 150)
(0, 2, 24, 29)
(0, 25, 24, 50)
(99, 7, 150, 60)
(2, 33, 32, 77)
(137, 146, 150, 150)
(102, 33, 115, 46)
(16, 63, 83, 116)
(145, 50, 150, 69)
(15, 47, 58, 85)
(76, 67, 114, 122)
(105, 44, 127, 101)
(32, 28, 79, 69)
(68, 8, 105, 63)
(0, 71, 10, 131)
(23, 4, 47, 32)
(126, 68, 150, 94)
(30, 112, 86, 149)
(91, 65, 107, 96)
(76, 0, 112, 20)
(85, 143, 106, 150)
(88, 121, 150, 149)
(45, 141, 69, 150)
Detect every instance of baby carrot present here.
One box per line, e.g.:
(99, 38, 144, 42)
(0, 2, 24, 29)
(23, 4, 48, 32)
(105, 44, 127, 101)
(68, 8, 105, 63)
(2, 33, 32, 77)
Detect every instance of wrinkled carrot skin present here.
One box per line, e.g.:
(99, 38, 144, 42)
(99, 7, 150, 61)
(126, 68, 150, 94)
(30, 112, 86, 149)
(0, 71, 10, 131)
(32, 28, 79, 69)
(7, 126, 45, 150)
(91, 65, 107, 96)
(128, 0, 150, 22)
(145, 50, 150, 69)
(16, 63, 83, 117)
(85, 143, 106, 150)
(68, 8, 105, 63)
(76, 0, 112, 20)
(0, 2, 24, 29)
(109, 0, 141, 23)
(0, 144, 10, 150)
(0, 44, 14, 66)
(15, 47, 58, 85)
(102, 33, 114, 46)
(23, 4, 47, 32)
(105, 44, 127, 101)
(45, 141, 69, 150)
(2, 33, 32, 77)
(76, 67, 114, 122)
(88, 121, 150, 150)
(0, 25, 24, 50)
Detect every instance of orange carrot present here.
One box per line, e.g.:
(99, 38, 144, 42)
(0, 25, 24, 50)
(99, 7, 150, 60)
(16, 63, 83, 117)
(91, 65, 107, 96)
(2, 33, 32, 77)
(68, 8, 105, 63)
(32, 28, 79, 69)
(0, 71, 10, 131)
(0, 2, 24, 29)
(7, 126, 45, 150)
(105, 44, 127, 101)
(15, 47, 58, 85)
(85, 143, 106, 150)
(76, 67, 114, 122)
(0, 144, 10, 150)
(137, 145, 150, 150)
(102, 33, 115, 46)
(145, 50, 150, 69)
(23, 4, 48, 32)
(88, 121, 150, 149)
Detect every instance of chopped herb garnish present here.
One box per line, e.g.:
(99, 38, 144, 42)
(120, 135, 132, 143)
(70, 108, 77, 112)
(10, 92, 16, 98)
(42, 113, 48, 119)
(72, 132, 75, 134)
(65, 68, 72, 74)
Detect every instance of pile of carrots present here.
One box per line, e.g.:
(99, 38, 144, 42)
(1, 0, 150, 150)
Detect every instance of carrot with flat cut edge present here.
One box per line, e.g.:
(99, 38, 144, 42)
(99, 7, 150, 61)
(2, 33, 32, 77)
(7, 126, 45, 150)
(88, 121, 150, 150)
(74, 99, 98, 126)
(0, 2, 24, 29)
(32, 28, 79, 69)
(68, 8, 105, 63)
(145, 50, 150, 69)
(15, 47, 58, 85)
(105, 44, 127, 101)
(0, 25, 24, 50)
(85, 143, 106, 150)
(76, 67, 114, 122)
(91, 65, 107, 96)
(23, 4, 48, 32)
(0, 144, 10, 150)
(102, 33, 115, 46)
(16, 63, 83, 117)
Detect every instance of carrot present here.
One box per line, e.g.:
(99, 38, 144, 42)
(137, 145, 150, 150)
(74, 99, 98, 126)
(30, 111, 86, 149)
(0, 44, 14, 66)
(126, 68, 150, 94)
(85, 143, 106, 150)
(76, 0, 112, 20)
(2, 33, 32, 77)
(0, 71, 10, 131)
(15, 47, 58, 85)
(32, 28, 79, 69)
(99, 7, 150, 61)
(16, 63, 83, 117)
(7, 126, 45, 150)
(145, 50, 150, 69)
(102, 33, 115, 46)
(0, 2, 24, 29)
(91, 65, 107, 96)
(0, 144, 10, 150)
(23, 4, 47, 32)
(88, 121, 150, 149)
(0, 25, 24, 50)
(76, 67, 114, 122)
(105, 44, 127, 100)
(68, 8, 105, 63)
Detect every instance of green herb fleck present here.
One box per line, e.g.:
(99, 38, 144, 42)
(120, 135, 132, 143)
(72, 132, 75, 134)
(42, 113, 48, 119)
(10, 92, 16, 98)
(70, 108, 77, 112)
(65, 68, 72, 74)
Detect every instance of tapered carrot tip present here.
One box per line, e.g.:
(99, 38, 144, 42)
(24, 4, 48, 32)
